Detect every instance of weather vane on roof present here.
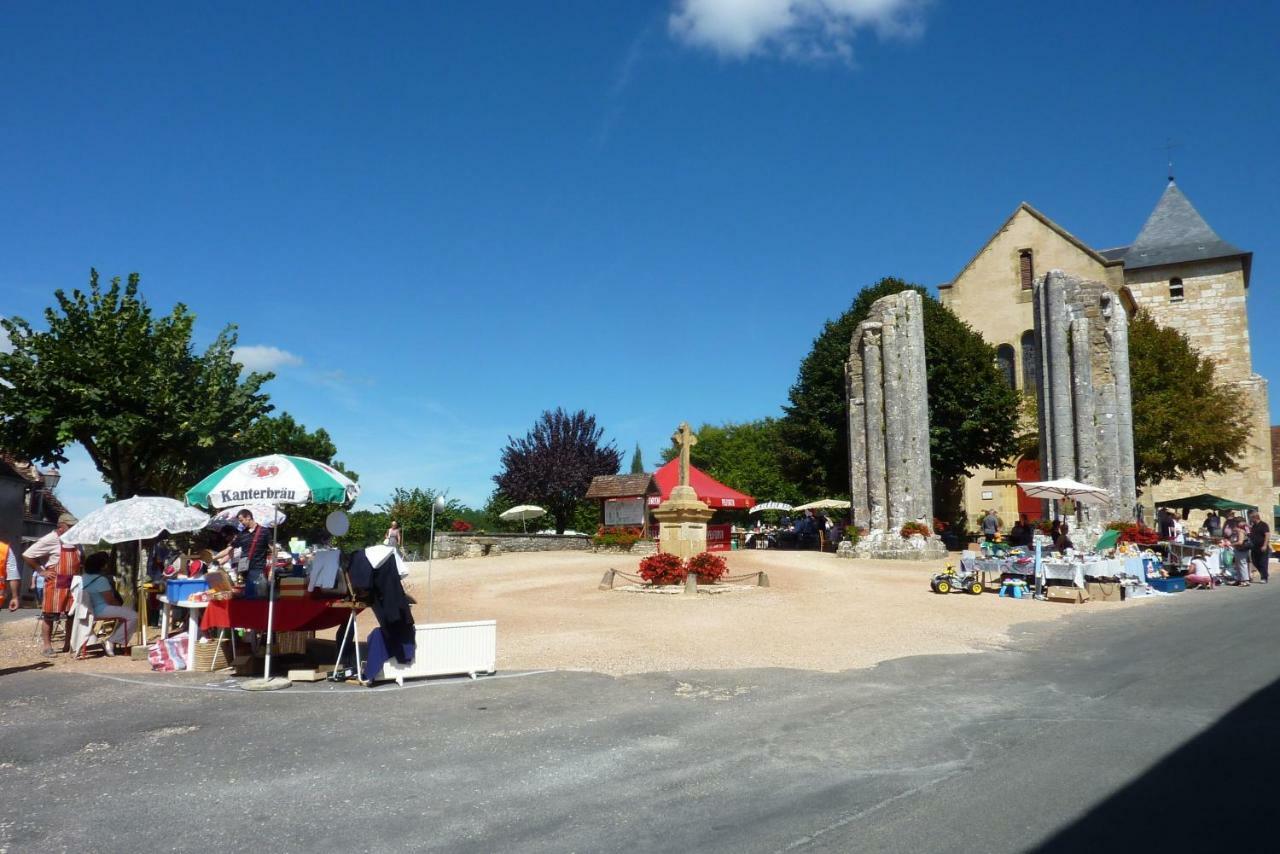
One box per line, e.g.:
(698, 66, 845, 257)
(1162, 138, 1181, 183)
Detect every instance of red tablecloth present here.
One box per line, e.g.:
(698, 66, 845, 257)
(201, 597, 360, 633)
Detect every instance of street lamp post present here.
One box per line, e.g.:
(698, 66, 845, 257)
(426, 494, 446, 622)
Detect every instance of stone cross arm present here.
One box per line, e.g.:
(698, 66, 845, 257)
(671, 422, 698, 487)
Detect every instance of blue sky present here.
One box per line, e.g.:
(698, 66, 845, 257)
(3, 1, 1279, 516)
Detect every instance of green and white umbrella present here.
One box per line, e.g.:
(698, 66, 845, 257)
(185, 455, 359, 509)
(185, 455, 358, 691)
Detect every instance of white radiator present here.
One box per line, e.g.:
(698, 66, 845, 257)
(376, 620, 497, 685)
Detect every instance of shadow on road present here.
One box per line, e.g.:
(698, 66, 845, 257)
(0, 661, 53, 678)
(1032, 674, 1280, 852)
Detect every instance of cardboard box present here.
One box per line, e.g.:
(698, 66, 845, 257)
(1085, 581, 1125, 602)
(1046, 586, 1090, 604)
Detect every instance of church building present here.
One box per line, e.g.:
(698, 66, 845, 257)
(939, 180, 1271, 525)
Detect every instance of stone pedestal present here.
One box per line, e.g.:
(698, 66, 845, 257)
(652, 485, 715, 560)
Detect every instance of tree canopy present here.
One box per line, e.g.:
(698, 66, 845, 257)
(0, 270, 273, 499)
(660, 419, 803, 504)
(1128, 310, 1250, 486)
(380, 487, 463, 550)
(780, 277, 1021, 505)
(493, 408, 621, 534)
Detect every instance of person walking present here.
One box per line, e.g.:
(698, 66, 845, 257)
(22, 513, 82, 656)
(1229, 514, 1253, 586)
(1248, 510, 1270, 584)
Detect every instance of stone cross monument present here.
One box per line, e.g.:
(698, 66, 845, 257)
(651, 422, 714, 560)
(844, 290, 945, 559)
(1033, 270, 1137, 531)
(672, 422, 697, 488)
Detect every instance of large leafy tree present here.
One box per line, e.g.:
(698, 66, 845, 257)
(238, 412, 358, 542)
(493, 408, 621, 534)
(1128, 311, 1250, 486)
(0, 270, 273, 500)
(660, 418, 803, 504)
(780, 277, 1021, 512)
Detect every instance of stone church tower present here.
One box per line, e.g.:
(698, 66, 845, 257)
(939, 180, 1271, 524)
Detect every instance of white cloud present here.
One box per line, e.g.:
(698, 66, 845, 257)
(234, 345, 304, 372)
(669, 0, 928, 60)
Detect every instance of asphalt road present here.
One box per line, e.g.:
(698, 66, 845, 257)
(2, 586, 1277, 853)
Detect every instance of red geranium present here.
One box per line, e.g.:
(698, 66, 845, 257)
(686, 551, 728, 583)
(638, 552, 686, 586)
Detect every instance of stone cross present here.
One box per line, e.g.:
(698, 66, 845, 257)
(671, 422, 697, 487)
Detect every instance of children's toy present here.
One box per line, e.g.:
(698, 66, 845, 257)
(930, 564, 984, 595)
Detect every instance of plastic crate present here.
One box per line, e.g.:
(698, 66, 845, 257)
(1148, 577, 1186, 594)
(165, 578, 209, 603)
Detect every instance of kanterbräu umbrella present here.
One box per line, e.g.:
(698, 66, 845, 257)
(185, 455, 359, 509)
(61, 496, 210, 545)
(186, 455, 359, 691)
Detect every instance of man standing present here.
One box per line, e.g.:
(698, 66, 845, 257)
(981, 509, 1001, 540)
(1228, 514, 1253, 587)
(234, 509, 271, 598)
(1248, 510, 1270, 584)
(22, 513, 80, 656)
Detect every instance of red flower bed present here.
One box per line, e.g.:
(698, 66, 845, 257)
(451, 519, 473, 532)
(638, 552, 686, 586)
(1107, 521, 1158, 545)
(686, 551, 728, 584)
(899, 520, 932, 539)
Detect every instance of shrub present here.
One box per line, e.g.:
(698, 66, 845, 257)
(593, 526, 643, 549)
(638, 552, 686, 586)
(899, 520, 932, 539)
(451, 519, 473, 532)
(687, 551, 728, 584)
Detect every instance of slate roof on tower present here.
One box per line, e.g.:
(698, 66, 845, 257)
(1121, 180, 1250, 279)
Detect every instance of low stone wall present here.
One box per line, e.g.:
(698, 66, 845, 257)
(432, 532, 593, 559)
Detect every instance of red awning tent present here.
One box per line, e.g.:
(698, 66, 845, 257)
(651, 459, 756, 510)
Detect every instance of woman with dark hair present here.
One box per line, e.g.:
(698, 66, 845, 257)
(80, 552, 136, 655)
(1053, 522, 1074, 554)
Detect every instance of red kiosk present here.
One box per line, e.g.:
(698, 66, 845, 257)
(651, 459, 755, 551)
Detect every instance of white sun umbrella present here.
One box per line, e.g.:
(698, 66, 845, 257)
(186, 455, 360, 690)
(61, 496, 211, 647)
(213, 504, 287, 528)
(750, 501, 793, 514)
(500, 504, 547, 532)
(61, 496, 210, 545)
(1017, 478, 1111, 506)
(793, 499, 852, 512)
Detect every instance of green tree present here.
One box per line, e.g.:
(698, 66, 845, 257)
(380, 487, 463, 552)
(660, 419, 802, 504)
(484, 489, 598, 534)
(1128, 310, 1250, 486)
(780, 277, 1021, 514)
(238, 412, 358, 542)
(0, 270, 274, 499)
(335, 509, 391, 551)
(629, 443, 645, 474)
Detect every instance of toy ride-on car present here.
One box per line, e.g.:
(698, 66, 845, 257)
(930, 564, 984, 595)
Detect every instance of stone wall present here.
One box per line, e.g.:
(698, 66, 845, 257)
(432, 533, 592, 559)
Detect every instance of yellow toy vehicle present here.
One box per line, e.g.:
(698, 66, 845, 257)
(930, 563, 984, 595)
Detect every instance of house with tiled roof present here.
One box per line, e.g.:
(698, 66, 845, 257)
(0, 453, 69, 551)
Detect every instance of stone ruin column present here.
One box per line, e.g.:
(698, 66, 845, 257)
(1045, 271, 1076, 481)
(1108, 302, 1138, 514)
(843, 290, 944, 559)
(861, 324, 888, 531)
(1069, 316, 1099, 527)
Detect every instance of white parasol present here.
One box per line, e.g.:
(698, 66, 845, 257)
(61, 497, 209, 545)
(793, 499, 852, 512)
(500, 504, 547, 532)
(212, 504, 287, 528)
(749, 502, 793, 514)
(1017, 478, 1111, 506)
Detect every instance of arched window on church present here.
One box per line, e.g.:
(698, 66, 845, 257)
(996, 344, 1016, 387)
(1019, 250, 1034, 289)
(1020, 331, 1038, 394)
(1169, 277, 1184, 303)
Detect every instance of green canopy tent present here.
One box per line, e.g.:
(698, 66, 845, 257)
(1158, 493, 1256, 512)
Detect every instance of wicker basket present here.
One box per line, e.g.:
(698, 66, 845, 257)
(191, 637, 232, 671)
(273, 630, 313, 656)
